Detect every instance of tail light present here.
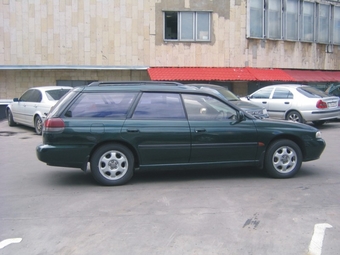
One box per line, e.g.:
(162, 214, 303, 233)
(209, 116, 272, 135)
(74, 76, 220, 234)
(44, 118, 65, 133)
(316, 100, 327, 109)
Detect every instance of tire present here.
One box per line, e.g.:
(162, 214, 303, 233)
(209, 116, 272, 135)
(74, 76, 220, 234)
(7, 109, 16, 127)
(90, 143, 134, 186)
(312, 120, 326, 126)
(34, 116, 43, 135)
(286, 110, 304, 123)
(265, 139, 302, 178)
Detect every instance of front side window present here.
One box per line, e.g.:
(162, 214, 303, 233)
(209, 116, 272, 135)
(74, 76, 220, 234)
(132, 93, 186, 119)
(164, 11, 211, 41)
(250, 88, 273, 99)
(67, 92, 137, 118)
(182, 94, 237, 121)
(19, 90, 35, 102)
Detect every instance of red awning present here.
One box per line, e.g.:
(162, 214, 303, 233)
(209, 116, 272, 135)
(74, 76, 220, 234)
(148, 67, 255, 81)
(246, 67, 296, 81)
(148, 67, 340, 82)
(284, 70, 340, 82)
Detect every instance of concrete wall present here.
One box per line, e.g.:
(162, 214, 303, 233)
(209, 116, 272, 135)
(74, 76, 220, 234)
(1, 0, 339, 69)
(0, 70, 149, 99)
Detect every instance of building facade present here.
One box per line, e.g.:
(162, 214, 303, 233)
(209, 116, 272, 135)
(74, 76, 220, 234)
(1, 0, 340, 99)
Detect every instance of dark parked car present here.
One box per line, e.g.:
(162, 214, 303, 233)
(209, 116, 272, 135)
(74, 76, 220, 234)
(188, 83, 269, 119)
(36, 81, 326, 186)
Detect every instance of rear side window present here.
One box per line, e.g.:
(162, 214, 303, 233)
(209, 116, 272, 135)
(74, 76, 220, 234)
(132, 93, 186, 119)
(272, 88, 293, 99)
(66, 92, 137, 118)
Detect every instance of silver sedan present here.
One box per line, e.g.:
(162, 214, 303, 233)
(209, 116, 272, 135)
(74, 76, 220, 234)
(6, 86, 72, 134)
(241, 84, 340, 126)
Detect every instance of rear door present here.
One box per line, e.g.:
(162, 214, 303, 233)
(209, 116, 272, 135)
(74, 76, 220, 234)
(267, 87, 294, 119)
(182, 94, 258, 163)
(121, 92, 191, 166)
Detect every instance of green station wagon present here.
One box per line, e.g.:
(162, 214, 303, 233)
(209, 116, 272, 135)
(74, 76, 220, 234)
(36, 82, 326, 186)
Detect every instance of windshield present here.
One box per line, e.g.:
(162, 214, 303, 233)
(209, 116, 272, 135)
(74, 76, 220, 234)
(198, 86, 240, 101)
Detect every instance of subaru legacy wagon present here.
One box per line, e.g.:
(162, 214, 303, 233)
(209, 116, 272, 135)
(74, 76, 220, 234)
(36, 82, 326, 186)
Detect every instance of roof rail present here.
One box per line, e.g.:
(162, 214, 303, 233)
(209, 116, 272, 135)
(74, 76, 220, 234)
(88, 81, 184, 86)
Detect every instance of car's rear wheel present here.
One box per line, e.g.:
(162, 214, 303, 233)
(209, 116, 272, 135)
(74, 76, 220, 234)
(34, 116, 43, 135)
(90, 144, 134, 186)
(7, 109, 16, 126)
(286, 110, 304, 123)
(265, 139, 302, 178)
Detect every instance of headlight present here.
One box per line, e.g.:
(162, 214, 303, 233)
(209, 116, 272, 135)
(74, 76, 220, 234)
(316, 131, 322, 139)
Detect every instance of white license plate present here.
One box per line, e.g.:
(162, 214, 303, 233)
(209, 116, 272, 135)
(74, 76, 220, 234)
(327, 102, 337, 108)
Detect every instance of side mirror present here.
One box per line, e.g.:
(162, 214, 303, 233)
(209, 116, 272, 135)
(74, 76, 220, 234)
(231, 111, 245, 125)
(13, 98, 19, 102)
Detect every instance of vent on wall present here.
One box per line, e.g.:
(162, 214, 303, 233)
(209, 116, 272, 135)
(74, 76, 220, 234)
(326, 44, 333, 53)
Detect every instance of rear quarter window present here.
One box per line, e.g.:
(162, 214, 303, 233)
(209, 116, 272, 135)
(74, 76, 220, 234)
(66, 92, 137, 118)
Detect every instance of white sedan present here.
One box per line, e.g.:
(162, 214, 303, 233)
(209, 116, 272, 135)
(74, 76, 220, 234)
(241, 84, 340, 126)
(6, 86, 72, 134)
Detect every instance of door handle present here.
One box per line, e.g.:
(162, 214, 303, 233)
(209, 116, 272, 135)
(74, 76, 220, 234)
(284, 102, 290, 104)
(195, 129, 206, 133)
(262, 101, 267, 104)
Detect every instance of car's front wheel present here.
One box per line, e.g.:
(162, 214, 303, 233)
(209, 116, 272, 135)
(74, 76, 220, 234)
(286, 110, 304, 123)
(34, 116, 43, 135)
(90, 144, 134, 186)
(265, 139, 302, 178)
(7, 109, 16, 127)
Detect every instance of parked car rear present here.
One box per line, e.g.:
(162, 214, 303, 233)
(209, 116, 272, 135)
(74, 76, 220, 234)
(241, 84, 340, 126)
(6, 86, 72, 134)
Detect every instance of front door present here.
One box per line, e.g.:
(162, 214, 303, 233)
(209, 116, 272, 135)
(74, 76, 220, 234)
(182, 94, 258, 163)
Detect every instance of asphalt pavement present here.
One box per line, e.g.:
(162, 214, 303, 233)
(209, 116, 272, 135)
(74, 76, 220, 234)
(0, 120, 339, 255)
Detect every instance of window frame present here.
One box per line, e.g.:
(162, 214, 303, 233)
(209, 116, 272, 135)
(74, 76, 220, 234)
(247, 0, 340, 45)
(163, 11, 211, 42)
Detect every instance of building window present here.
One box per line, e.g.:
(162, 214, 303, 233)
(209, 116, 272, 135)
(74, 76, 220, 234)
(247, 0, 340, 45)
(285, 0, 299, 40)
(267, 0, 282, 39)
(317, 5, 331, 44)
(334, 6, 340, 45)
(301, 1, 315, 42)
(249, 0, 264, 38)
(164, 11, 211, 42)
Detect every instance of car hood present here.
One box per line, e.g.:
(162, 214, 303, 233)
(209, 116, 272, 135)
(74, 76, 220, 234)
(254, 118, 318, 131)
(231, 100, 264, 111)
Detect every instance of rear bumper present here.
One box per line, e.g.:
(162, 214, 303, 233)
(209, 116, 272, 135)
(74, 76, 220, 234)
(302, 108, 340, 121)
(36, 144, 90, 169)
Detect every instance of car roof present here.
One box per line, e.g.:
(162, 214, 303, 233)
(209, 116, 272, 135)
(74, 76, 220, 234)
(262, 84, 307, 89)
(82, 81, 207, 94)
(28, 86, 73, 91)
